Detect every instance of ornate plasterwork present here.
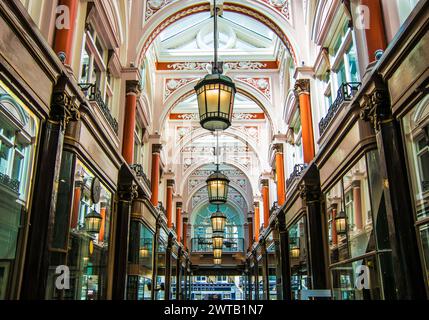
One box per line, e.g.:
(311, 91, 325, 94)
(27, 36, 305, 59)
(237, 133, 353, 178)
(236, 77, 272, 101)
(164, 78, 199, 102)
(191, 187, 247, 210)
(165, 61, 270, 71)
(171, 113, 264, 121)
(145, 0, 175, 21)
(256, 0, 292, 22)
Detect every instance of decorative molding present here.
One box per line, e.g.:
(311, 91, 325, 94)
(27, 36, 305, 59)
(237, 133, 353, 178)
(145, 0, 175, 21)
(157, 61, 278, 71)
(256, 0, 292, 23)
(169, 113, 266, 121)
(236, 77, 271, 101)
(164, 78, 199, 102)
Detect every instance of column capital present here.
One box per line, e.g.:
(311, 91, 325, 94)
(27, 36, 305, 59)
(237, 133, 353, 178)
(272, 143, 284, 154)
(294, 79, 310, 97)
(261, 179, 269, 187)
(126, 80, 141, 96)
(176, 202, 183, 208)
(167, 179, 175, 187)
(118, 183, 139, 201)
(254, 201, 260, 208)
(299, 183, 321, 203)
(152, 143, 163, 154)
(360, 84, 391, 132)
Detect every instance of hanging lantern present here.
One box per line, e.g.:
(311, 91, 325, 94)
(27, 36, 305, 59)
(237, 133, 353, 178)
(335, 210, 347, 235)
(85, 209, 102, 234)
(207, 171, 230, 204)
(140, 247, 150, 258)
(290, 246, 300, 259)
(213, 248, 222, 259)
(210, 209, 227, 233)
(214, 258, 222, 265)
(194, 0, 235, 131)
(212, 232, 224, 250)
(195, 74, 236, 131)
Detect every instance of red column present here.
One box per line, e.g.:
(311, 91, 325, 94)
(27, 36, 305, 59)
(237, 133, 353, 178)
(353, 180, 363, 230)
(295, 79, 315, 164)
(70, 183, 82, 229)
(122, 81, 140, 164)
(254, 202, 260, 241)
(262, 180, 270, 229)
(248, 216, 254, 249)
(150, 144, 162, 206)
(98, 204, 106, 242)
(53, 0, 79, 64)
(166, 180, 174, 229)
(359, 0, 387, 63)
(274, 144, 286, 206)
(183, 217, 188, 250)
(332, 206, 338, 246)
(176, 202, 183, 242)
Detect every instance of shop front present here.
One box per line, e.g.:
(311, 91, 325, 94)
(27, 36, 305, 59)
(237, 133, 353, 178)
(0, 83, 40, 299)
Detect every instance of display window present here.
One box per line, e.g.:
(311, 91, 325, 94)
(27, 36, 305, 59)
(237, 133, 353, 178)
(0, 82, 39, 299)
(288, 216, 309, 300)
(402, 94, 429, 293)
(324, 151, 388, 300)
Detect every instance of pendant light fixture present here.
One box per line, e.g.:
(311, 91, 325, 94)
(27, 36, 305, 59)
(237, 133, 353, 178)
(195, 0, 236, 131)
(335, 182, 348, 235)
(213, 248, 222, 259)
(210, 206, 227, 233)
(212, 231, 224, 250)
(207, 131, 230, 204)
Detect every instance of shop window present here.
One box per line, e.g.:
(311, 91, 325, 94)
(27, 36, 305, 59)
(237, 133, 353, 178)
(45, 159, 113, 300)
(288, 216, 309, 300)
(155, 228, 168, 300)
(325, 152, 388, 300)
(0, 85, 39, 300)
(402, 94, 429, 291)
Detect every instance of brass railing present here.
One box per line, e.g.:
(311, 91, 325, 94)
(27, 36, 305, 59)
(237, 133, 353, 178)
(318, 82, 361, 136)
(78, 83, 119, 134)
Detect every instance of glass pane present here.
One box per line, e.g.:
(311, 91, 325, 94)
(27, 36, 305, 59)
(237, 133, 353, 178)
(346, 43, 359, 82)
(336, 62, 346, 88)
(418, 223, 429, 291)
(402, 95, 429, 221)
(79, 48, 91, 83)
(331, 256, 381, 300)
(0, 142, 11, 175)
(288, 216, 309, 300)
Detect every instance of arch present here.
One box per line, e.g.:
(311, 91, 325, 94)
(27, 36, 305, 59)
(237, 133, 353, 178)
(179, 159, 257, 199)
(159, 79, 275, 133)
(185, 178, 252, 212)
(172, 128, 263, 171)
(134, 1, 302, 67)
(190, 202, 245, 238)
(190, 195, 245, 225)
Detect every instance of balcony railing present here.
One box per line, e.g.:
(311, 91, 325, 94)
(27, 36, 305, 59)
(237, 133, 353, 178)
(78, 83, 119, 134)
(286, 164, 308, 188)
(318, 82, 362, 136)
(191, 237, 244, 253)
(130, 164, 151, 189)
(0, 172, 20, 193)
